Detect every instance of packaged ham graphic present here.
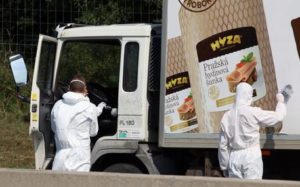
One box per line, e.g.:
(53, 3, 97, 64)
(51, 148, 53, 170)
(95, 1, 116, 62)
(177, 92, 196, 120)
(196, 27, 266, 112)
(226, 52, 258, 93)
(177, 0, 278, 133)
(165, 72, 198, 133)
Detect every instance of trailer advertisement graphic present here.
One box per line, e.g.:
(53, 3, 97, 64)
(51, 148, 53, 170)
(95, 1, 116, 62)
(164, 0, 300, 136)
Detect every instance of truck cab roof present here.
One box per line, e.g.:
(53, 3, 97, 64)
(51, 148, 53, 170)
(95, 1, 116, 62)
(55, 23, 161, 39)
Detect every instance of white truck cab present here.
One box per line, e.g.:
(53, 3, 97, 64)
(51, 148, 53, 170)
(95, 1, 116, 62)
(11, 23, 163, 173)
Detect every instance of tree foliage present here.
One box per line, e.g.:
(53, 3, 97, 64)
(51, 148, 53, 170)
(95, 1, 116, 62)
(0, 0, 162, 120)
(0, 50, 30, 120)
(73, 0, 162, 25)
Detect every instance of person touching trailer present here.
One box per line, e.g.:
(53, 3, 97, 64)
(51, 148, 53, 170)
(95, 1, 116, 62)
(218, 82, 289, 179)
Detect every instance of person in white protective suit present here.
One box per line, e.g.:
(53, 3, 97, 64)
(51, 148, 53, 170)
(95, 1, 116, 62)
(218, 82, 287, 179)
(51, 75, 106, 171)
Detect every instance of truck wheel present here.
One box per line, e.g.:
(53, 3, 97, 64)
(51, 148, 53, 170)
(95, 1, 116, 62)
(103, 163, 144, 173)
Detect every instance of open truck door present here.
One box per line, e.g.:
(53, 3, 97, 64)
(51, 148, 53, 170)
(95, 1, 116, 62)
(30, 34, 57, 169)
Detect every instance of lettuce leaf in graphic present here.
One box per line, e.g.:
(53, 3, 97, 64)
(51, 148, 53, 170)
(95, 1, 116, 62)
(242, 52, 254, 62)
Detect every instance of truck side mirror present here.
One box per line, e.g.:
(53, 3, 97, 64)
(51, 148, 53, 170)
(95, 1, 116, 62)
(9, 54, 28, 87)
(9, 54, 30, 103)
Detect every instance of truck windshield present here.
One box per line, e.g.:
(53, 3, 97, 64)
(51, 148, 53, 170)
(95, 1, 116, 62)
(55, 39, 121, 106)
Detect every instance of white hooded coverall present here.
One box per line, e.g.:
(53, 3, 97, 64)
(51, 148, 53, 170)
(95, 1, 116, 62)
(218, 83, 286, 179)
(51, 91, 103, 171)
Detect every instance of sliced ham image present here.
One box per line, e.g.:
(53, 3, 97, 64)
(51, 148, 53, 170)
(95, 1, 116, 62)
(177, 99, 196, 120)
(226, 61, 257, 92)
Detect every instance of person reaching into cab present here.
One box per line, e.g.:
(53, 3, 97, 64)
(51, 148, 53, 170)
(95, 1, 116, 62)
(51, 74, 106, 171)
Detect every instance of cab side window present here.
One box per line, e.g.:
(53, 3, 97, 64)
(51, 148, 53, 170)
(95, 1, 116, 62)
(37, 41, 56, 95)
(123, 42, 139, 92)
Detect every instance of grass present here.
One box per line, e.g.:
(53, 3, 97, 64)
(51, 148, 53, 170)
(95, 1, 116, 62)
(0, 114, 35, 169)
(0, 50, 34, 169)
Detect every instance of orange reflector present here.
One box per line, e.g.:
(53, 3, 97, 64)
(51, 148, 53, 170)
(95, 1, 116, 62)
(261, 150, 271, 157)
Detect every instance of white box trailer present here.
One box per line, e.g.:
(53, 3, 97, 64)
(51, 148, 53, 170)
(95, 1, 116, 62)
(160, 0, 300, 150)
(9, 0, 300, 180)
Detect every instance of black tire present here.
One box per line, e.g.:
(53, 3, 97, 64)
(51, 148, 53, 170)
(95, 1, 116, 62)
(103, 163, 144, 173)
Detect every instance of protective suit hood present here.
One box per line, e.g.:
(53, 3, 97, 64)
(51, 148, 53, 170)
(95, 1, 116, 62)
(231, 83, 253, 139)
(62, 91, 90, 105)
(234, 82, 253, 107)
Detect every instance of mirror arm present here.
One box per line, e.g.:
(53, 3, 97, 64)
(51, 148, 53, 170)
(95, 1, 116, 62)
(16, 94, 30, 103)
(16, 87, 30, 103)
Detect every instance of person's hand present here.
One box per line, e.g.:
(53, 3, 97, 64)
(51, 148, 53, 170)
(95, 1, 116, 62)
(98, 102, 106, 109)
(280, 84, 293, 103)
(97, 102, 107, 114)
(276, 93, 285, 103)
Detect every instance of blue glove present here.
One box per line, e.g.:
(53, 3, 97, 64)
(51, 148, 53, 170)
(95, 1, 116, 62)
(280, 84, 293, 103)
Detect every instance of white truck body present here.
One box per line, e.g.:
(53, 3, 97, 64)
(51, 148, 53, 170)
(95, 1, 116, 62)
(160, 0, 300, 149)
(9, 0, 300, 179)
